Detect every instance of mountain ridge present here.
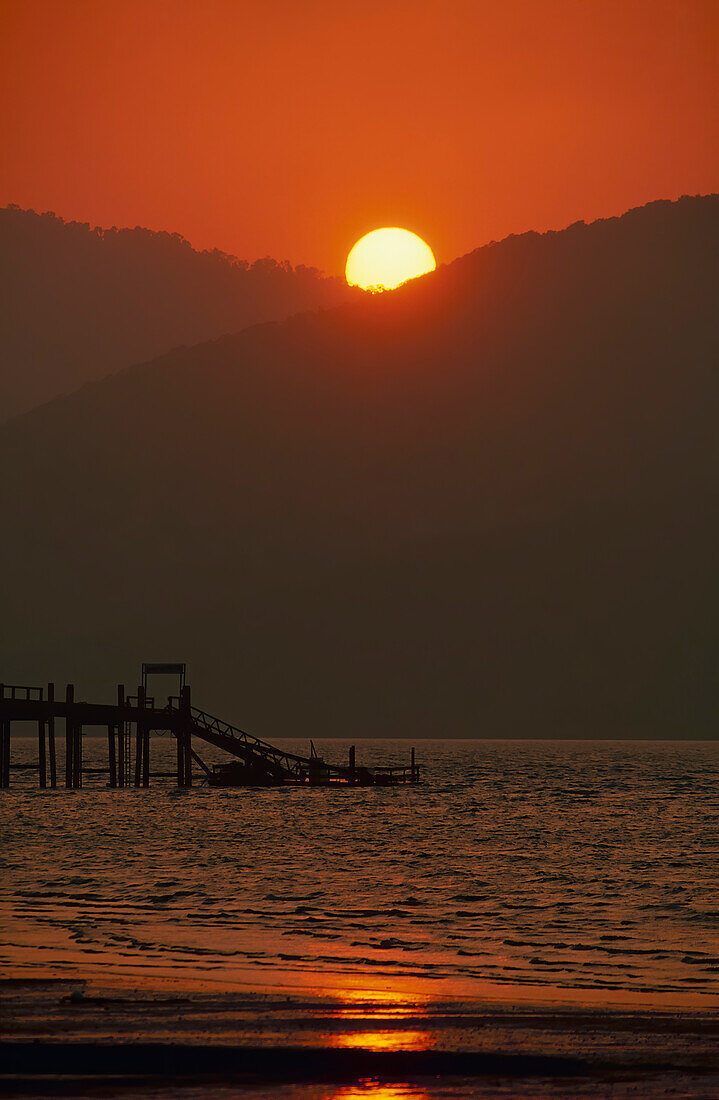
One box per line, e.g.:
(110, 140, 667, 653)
(6, 193, 714, 424)
(0, 205, 355, 421)
(1, 195, 716, 737)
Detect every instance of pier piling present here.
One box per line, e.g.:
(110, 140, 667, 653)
(38, 714, 47, 788)
(134, 686, 150, 787)
(142, 686, 150, 788)
(142, 721, 150, 787)
(117, 685, 125, 788)
(0, 717, 9, 788)
(47, 683, 57, 788)
(65, 685, 74, 788)
(108, 723, 117, 787)
(134, 687, 143, 787)
(178, 685, 192, 787)
(176, 726, 183, 786)
(74, 719, 82, 788)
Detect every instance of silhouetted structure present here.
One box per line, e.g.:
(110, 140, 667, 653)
(0, 671, 419, 789)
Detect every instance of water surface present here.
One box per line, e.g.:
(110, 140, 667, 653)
(1, 737, 716, 1008)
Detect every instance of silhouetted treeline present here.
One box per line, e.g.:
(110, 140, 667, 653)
(1, 196, 716, 737)
(0, 206, 354, 419)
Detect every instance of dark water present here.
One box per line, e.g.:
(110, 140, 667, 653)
(1, 737, 717, 1007)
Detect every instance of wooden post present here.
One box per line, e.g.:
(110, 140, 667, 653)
(47, 683, 57, 788)
(180, 685, 192, 787)
(185, 685, 192, 787)
(0, 685, 5, 790)
(176, 724, 184, 787)
(175, 689, 183, 788)
(108, 724, 117, 788)
(117, 685, 125, 788)
(142, 717, 150, 788)
(38, 717, 47, 788)
(349, 744, 356, 785)
(65, 684, 74, 788)
(141, 682, 151, 787)
(74, 722, 82, 788)
(175, 683, 184, 787)
(135, 686, 150, 788)
(411, 746, 416, 782)
(0, 720, 9, 788)
(134, 686, 143, 787)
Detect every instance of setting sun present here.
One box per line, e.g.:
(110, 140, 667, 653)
(345, 228, 436, 291)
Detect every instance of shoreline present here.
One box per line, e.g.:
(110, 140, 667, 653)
(3, 978, 717, 1054)
(2, 984, 718, 1097)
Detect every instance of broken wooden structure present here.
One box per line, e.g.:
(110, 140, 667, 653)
(0, 665, 420, 789)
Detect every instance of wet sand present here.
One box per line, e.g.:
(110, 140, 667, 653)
(2, 976, 718, 1098)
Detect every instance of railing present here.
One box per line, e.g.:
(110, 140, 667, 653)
(371, 764, 421, 782)
(372, 765, 419, 775)
(167, 699, 419, 785)
(0, 684, 43, 701)
(167, 698, 316, 772)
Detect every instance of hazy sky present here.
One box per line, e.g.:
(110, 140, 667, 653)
(2, 0, 716, 273)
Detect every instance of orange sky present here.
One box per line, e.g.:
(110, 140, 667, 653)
(1, 0, 717, 274)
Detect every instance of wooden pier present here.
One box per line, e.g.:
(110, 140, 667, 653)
(0, 668, 420, 789)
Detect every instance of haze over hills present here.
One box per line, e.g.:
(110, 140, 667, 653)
(0, 206, 354, 420)
(1, 196, 716, 738)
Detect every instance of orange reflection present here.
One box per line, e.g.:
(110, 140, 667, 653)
(332, 1030, 429, 1052)
(328, 1086, 428, 1099)
(332, 984, 430, 1017)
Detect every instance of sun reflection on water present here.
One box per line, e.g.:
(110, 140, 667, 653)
(328, 1085, 429, 1100)
(331, 1030, 430, 1052)
(331, 984, 431, 1018)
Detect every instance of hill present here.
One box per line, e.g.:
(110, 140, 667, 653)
(1, 196, 716, 737)
(0, 206, 353, 420)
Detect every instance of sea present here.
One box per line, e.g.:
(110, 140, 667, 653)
(1, 737, 718, 1098)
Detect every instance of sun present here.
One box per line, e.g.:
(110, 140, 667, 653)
(345, 227, 436, 291)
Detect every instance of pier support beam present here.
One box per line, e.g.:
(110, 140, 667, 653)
(142, 722, 150, 788)
(64, 684, 74, 788)
(185, 685, 192, 787)
(135, 687, 150, 787)
(38, 717, 47, 788)
(349, 744, 356, 785)
(0, 720, 10, 788)
(108, 724, 117, 788)
(117, 685, 125, 788)
(176, 729, 186, 787)
(73, 723, 82, 788)
(47, 683, 57, 788)
(177, 685, 192, 787)
(134, 686, 143, 787)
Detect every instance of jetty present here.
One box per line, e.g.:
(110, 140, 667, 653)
(0, 664, 420, 789)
